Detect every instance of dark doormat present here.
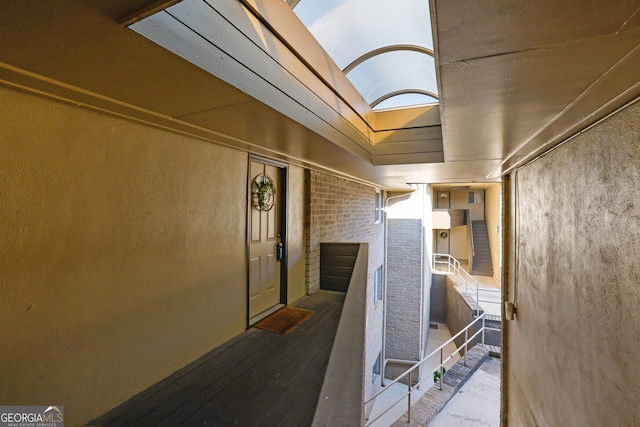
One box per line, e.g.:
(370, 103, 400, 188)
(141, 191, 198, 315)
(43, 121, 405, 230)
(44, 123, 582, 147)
(254, 307, 314, 334)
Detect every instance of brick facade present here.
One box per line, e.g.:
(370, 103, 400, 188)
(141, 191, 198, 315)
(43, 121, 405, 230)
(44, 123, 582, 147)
(385, 186, 433, 380)
(305, 169, 384, 294)
(304, 169, 384, 400)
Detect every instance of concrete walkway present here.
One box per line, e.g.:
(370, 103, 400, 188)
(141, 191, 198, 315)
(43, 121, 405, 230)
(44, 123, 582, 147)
(429, 356, 500, 427)
(391, 346, 490, 427)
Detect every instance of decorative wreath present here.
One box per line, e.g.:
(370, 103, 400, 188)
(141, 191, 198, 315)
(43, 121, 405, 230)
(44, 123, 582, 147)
(439, 230, 448, 239)
(252, 174, 276, 211)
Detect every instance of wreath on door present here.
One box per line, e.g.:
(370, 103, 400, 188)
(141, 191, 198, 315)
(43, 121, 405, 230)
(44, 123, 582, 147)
(252, 174, 276, 211)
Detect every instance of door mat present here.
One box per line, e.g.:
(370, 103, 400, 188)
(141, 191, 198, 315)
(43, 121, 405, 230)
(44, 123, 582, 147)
(254, 307, 314, 334)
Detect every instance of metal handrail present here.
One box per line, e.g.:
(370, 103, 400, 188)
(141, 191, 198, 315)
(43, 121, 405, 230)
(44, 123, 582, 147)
(364, 313, 492, 426)
(432, 253, 482, 316)
(468, 212, 475, 257)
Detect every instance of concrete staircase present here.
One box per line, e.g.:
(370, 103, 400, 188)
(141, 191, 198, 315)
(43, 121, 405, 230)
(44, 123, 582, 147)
(471, 221, 493, 276)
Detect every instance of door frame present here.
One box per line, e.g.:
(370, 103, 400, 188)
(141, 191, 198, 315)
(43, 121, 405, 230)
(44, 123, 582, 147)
(246, 155, 289, 327)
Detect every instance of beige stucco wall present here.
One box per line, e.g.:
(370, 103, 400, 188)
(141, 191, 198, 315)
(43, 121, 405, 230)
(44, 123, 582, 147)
(484, 184, 501, 283)
(449, 189, 484, 221)
(449, 225, 468, 261)
(505, 101, 640, 426)
(287, 165, 306, 303)
(447, 189, 480, 261)
(0, 87, 304, 425)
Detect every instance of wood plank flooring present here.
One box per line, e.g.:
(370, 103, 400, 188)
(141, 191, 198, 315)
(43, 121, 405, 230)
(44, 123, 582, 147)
(89, 291, 345, 427)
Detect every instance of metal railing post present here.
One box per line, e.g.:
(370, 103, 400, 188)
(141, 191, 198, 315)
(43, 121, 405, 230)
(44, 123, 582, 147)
(482, 316, 486, 345)
(464, 329, 468, 367)
(439, 349, 444, 390)
(476, 284, 480, 316)
(407, 370, 412, 423)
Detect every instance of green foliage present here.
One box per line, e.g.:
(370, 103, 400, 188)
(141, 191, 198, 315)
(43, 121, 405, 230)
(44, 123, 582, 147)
(255, 175, 275, 209)
(433, 367, 447, 383)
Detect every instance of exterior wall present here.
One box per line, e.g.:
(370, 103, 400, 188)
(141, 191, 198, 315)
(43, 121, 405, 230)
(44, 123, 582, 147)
(0, 87, 306, 425)
(449, 225, 468, 261)
(305, 170, 384, 399)
(444, 275, 481, 354)
(287, 165, 307, 303)
(387, 198, 422, 363)
(485, 184, 501, 283)
(430, 274, 447, 323)
(386, 185, 433, 377)
(449, 189, 484, 221)
(448, 189, 482, 261)
(505, 101, 640, 426)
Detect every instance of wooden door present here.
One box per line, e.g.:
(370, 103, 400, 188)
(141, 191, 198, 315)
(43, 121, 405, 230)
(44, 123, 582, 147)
(248, 160, 282, 319)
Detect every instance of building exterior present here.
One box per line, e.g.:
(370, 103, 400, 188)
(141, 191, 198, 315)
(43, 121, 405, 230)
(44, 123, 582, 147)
(1, 1, 639, 425)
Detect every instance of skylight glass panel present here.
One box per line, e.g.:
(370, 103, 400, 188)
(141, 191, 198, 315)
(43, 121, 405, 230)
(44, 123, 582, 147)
(292, 0, 437, 110)
(374, 94, 438, 111)
(346, 51, 438, 106)
(294, 0, 432, 70)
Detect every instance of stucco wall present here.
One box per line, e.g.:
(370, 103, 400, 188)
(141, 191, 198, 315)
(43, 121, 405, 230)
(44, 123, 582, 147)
(0, 87, 304, 425)
(430, 274, 447, 323)
(287, 165, 307, 303)
(485, 184, 501, 283)
(449, 225, 468, 261)
(449, 189, 484, 221)
(506, 101, 640, 426)
(445, 275, 481, 354)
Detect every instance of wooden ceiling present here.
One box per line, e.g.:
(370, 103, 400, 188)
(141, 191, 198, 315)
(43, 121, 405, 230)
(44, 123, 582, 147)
(1, 0, 638, 189)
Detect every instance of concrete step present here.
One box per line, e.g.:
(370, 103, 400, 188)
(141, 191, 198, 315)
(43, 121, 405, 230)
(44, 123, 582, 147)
(471, 220, 493, 276)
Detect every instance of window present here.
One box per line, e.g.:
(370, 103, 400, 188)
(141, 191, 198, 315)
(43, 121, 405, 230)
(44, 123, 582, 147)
(468, 191, 483, 204)
(374, 265, 383, 303)
(375, 190, 383, 223)
(372, 351, 382, 383)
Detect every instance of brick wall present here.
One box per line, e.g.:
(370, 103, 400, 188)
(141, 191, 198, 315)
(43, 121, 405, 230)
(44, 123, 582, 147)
(386, 217, 423, 360)
(305, 170, 384, 294)
(304, 169, 384, 400)
(384, 185, 433, 381)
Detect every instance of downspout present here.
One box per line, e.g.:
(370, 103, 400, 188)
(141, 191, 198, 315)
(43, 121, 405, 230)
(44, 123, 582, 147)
(419, 185, 426, 359)
(381, 191, 411, 384)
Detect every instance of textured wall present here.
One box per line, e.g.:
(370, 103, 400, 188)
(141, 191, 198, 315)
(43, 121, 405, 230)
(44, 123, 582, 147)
(485, 184, 502, 283)
(386, 186, 433, 380)
(0, 87, 306, 425)
(305, 169, 384, 400)
(506, 101, 640, 426)
(287, 165, 307, 303)
(386, 218, 423, 361)
(445, 275, 481, 354)
(449, 225, 469, 261)
(305, 170, 384, 294)
(430, 274, 447, 322)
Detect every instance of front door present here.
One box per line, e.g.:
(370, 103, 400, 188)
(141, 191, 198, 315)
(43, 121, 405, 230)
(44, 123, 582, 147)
(248, 159, 282, 321)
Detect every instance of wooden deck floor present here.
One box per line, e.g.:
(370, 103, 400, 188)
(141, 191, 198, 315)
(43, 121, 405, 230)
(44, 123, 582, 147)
(90, 291, 345, 427)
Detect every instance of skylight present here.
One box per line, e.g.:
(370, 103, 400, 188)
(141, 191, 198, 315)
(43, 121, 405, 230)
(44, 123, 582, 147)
(290, 0, 438, 111)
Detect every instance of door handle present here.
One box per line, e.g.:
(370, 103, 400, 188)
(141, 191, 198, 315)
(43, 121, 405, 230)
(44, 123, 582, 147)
(276, 242, 284, 261)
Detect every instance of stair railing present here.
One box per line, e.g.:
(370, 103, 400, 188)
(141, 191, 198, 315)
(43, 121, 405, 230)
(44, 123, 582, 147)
(467, 214, 475, 273)
(432, 253, 481, 316)
(364, 313, 488, 426)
